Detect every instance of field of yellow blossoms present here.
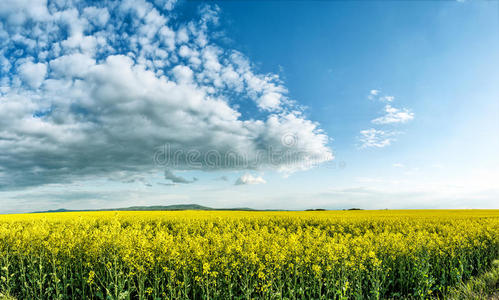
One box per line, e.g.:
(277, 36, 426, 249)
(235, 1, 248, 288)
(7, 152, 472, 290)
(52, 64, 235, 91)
(0, 210, 498, 299)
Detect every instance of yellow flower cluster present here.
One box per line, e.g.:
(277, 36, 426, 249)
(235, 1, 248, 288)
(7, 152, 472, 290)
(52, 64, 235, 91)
(0, 210, 498, 299)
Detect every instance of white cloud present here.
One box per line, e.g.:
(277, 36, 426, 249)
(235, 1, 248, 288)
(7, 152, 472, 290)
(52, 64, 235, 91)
(372, 104, 414, 124)
(18, 61, 47, 88)
(176, 27, 189, 44)
(157, 0, 178, 11)
(258, 92, 282, 110)
(82, 6, 110, 27)
(172, 65, 194, 84)
(235, 173, 266, 185)
(359, 128, 398, 148)
(49, 53, 96, 78)
(393, 163, 405, 168)
(0, 1, 333, 189)
(0, 0, 50, 25)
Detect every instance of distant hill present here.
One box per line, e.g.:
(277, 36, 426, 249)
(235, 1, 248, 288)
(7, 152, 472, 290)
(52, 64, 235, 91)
(32, 204, 257, 213)
(111, 204, 213, 211)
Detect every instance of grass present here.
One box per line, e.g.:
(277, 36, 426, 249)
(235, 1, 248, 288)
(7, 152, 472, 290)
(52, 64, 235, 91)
(2, 265, 498, 300)
(446, 260, 499, 300)
(2, 261, 499, 300)
(0, 293, 15, 300)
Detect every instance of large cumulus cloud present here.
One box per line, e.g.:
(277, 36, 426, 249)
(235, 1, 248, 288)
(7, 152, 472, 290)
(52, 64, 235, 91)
(0, 0, 332, 189)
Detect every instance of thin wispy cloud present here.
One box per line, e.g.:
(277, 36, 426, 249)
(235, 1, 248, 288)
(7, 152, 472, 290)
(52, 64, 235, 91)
(367, 89, 380, 100)
(379, 96, 395, 102)
(359, 90, 414, 148)
(359, 128, 398, 148)
(367, 90, 394, 103)
(372, 104, 414, 124)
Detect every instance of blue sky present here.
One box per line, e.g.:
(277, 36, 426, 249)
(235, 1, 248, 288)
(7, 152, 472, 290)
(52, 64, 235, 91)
(0, 0, 498, 213)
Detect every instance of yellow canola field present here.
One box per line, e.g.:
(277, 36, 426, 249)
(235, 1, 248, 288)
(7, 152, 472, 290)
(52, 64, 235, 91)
(0, 210, 498, 299)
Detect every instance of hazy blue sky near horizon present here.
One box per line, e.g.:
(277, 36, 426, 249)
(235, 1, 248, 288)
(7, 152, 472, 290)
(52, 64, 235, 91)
(0, 0, 498, 213)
